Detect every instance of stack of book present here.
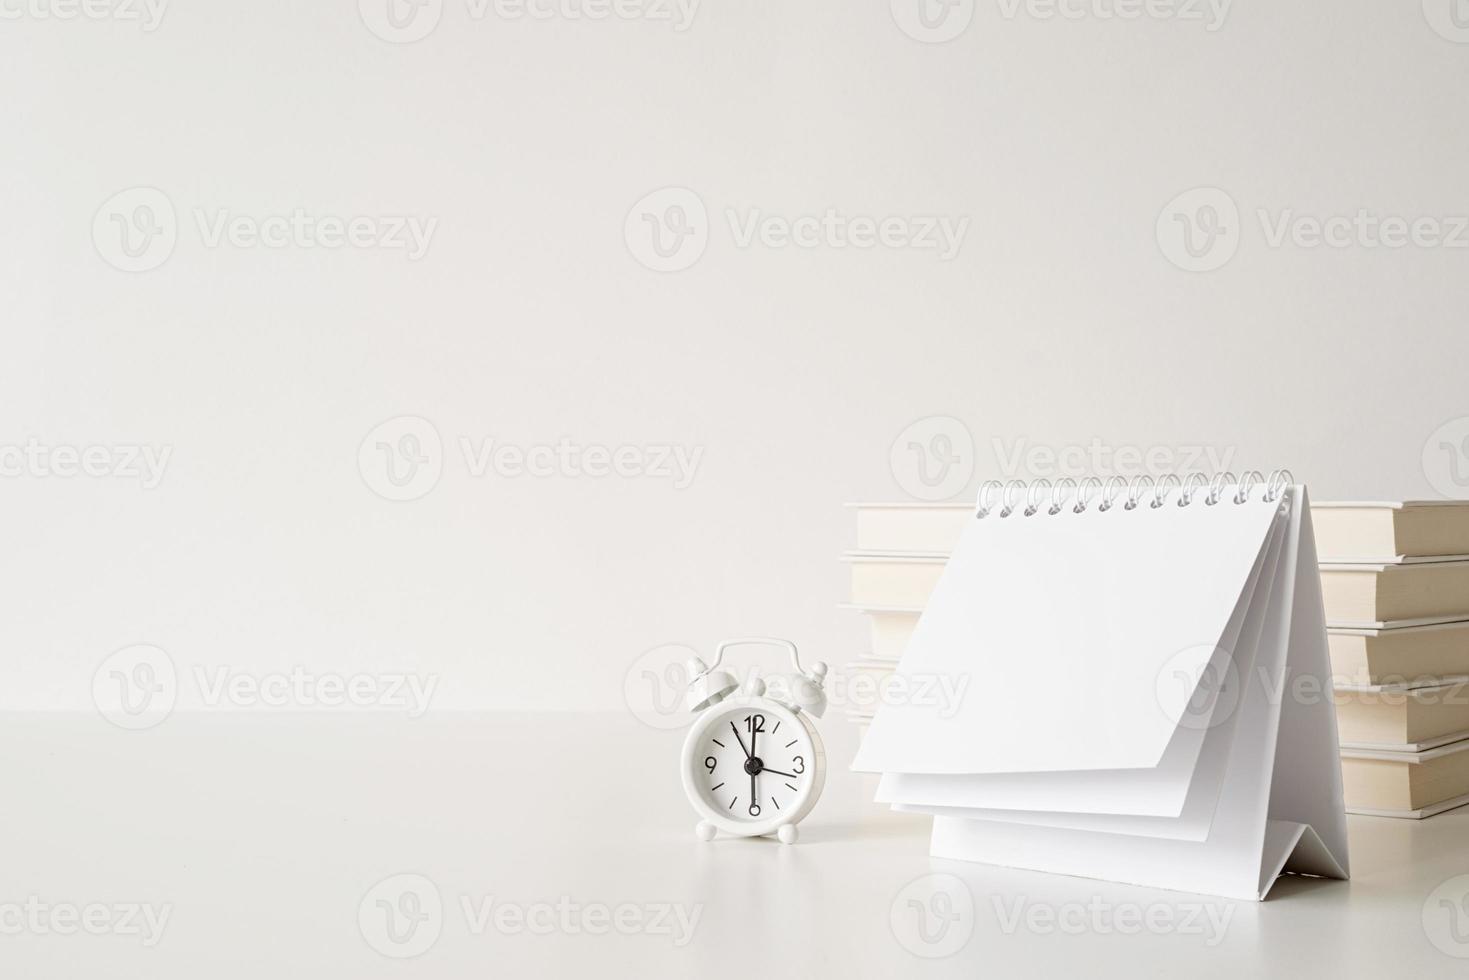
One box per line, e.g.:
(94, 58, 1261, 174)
(843, 498, 1469, 819)
(839, 503, 968, 734)
(1317, 502, 1469, 818)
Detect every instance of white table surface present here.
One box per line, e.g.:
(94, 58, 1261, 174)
(6, 710, 1469, 978)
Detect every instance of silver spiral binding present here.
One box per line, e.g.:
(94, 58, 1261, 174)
(1153, 474, 1182, 508)
(1234, 470, 1263, 504)
(972, 469, 1296, 519)
(1049, 478, 1077, 515)
(1178, 473, 1209, 506)
(1073, 477, 1102, 513)
(1124, 475, 1154, 511)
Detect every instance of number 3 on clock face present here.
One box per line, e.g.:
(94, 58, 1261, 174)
(680, 696, 825, 839)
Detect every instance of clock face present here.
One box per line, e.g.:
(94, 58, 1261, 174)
(693, 703, 815, 823)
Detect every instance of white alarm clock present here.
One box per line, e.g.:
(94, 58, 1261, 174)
(679, 637, 828, 844)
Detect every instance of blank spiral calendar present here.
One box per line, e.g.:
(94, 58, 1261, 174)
(852, 472, 1350, 901)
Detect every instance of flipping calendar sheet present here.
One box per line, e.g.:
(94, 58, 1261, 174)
(852, 471, 1349, 901)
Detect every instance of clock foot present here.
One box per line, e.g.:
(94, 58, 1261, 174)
(777, 824, 798, 845)
(695, 821, 717, 842)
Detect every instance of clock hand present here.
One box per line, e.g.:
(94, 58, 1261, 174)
(750, 772, 756, 808)
(731, 722, 751, 759)
(761, 768, 798, 779)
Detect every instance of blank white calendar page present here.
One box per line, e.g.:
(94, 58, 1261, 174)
(852, 493, 1281, 775)
(870, 510, 1286, 819)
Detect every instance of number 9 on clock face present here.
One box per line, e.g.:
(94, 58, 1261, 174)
(680, 696, 825, 840)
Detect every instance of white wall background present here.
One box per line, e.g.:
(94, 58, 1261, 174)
(4, 0, 1469, 713)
